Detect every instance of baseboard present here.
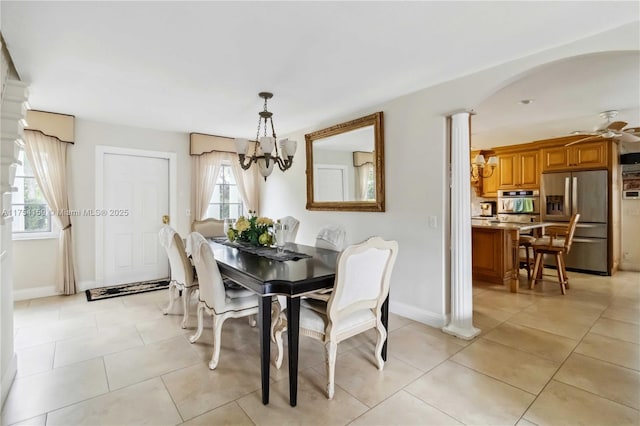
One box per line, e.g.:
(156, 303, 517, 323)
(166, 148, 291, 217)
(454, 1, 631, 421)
(1, 353, 17, 409)
(13, 285, 61, 301)
(389, 300, 448, 328)
(620, 262, 640, 272)
(13, 280, 97, 301)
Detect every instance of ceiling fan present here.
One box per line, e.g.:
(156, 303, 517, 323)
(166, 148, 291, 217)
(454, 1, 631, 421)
(565, 110, 640, 147)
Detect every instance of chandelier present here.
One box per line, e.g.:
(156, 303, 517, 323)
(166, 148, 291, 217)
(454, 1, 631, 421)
(234, 92, 297, 180)
(470, 154, 498, 178)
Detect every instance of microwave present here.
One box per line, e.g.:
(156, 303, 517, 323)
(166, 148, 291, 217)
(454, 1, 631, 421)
(623, 190, 640, 200)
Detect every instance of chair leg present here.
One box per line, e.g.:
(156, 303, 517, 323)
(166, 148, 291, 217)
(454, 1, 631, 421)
(525, 245, 531, 280)
(270, 298, 283, 343)
(560, 254, 570, 289)
(374, 319, 387, 370)
(189, 303, 205, 343)
(181, 286, 191, 329)
(209, 314, 224, 370)
(555, 253, 566, 295)
(274, 323, 285, 370)
(163, 281, 177, 315)
(325, 341, 338, 399)
(530, 252, 543, 289)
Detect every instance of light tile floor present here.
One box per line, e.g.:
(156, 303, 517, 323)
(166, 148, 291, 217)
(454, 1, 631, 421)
(2, 270, 639, 425)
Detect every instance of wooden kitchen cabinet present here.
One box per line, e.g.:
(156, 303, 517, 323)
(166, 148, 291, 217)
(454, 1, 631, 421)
(497, 149, 539, 189)
(542, 140, 608, 171)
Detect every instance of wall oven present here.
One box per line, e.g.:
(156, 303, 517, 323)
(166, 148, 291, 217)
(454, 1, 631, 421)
(497, 189, 540, 223)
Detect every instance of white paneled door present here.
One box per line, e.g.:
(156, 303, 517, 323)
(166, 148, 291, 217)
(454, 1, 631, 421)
(102, 153, 170, 285)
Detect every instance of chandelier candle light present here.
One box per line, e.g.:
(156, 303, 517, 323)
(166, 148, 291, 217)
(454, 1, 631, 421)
(470, 154, 498, 178)
(234, 92, 297, 180)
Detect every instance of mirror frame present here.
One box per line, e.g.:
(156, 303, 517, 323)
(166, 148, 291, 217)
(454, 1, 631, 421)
(305, 111, 385, 212)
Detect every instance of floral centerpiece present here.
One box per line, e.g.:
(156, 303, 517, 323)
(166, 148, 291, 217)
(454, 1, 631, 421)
(227, 211, 274, 246)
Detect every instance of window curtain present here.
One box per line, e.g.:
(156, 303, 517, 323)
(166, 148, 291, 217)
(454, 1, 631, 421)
(191, 151, 224, 220)
(355, 162, 374, 201)
(23, 130, 76, 295)
(229, 154, 259, 213)
(191, 151, 260, 219)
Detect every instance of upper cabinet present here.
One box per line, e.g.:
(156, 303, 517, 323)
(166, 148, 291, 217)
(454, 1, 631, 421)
(496, 149, 539, 189)
(542, 140, 608, 172)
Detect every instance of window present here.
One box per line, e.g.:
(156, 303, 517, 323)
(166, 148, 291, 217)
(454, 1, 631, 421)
(207, 163, 244, 219)
(11, 151, 56, 238)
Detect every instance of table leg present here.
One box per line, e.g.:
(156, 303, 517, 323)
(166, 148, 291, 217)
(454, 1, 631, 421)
(510, 229, 520, 293)
(286, 297, 300, 407)
(258, 297, 271, 405)
(381, 295, 389, 361)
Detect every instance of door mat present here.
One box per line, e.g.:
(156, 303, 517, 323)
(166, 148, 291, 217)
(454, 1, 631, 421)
(85, 279, 170, 302)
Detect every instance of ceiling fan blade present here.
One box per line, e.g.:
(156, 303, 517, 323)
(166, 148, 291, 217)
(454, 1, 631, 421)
(617, 132, 640, 143)
(624, 127, 640, 136)
(565, 135, 601, 147)
(605, 121, 628, 131)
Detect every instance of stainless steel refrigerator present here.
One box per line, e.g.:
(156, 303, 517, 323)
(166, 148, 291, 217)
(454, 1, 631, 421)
(541, 169, 608, 274)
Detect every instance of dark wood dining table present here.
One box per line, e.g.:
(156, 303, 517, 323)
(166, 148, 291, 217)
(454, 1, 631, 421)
(208, 239, 389, 407)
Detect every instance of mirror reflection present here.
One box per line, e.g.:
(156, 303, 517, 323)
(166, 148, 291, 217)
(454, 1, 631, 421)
(305, 112, 384, 212)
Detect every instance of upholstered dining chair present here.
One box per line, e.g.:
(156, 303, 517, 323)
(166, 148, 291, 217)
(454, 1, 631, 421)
(303, 225, 348, 302)
(530, 213, 580, 295)
(279, 216, 300, 243)
(191, 218, 225, 238)
(271, 224, 348, 338)
(187, 232, 262, 370)
(273, 236, 399, 399)
(315, 224, 347, 251)
(159, 226, 198, 328)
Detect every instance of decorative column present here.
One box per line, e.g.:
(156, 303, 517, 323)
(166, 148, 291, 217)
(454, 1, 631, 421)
(442, 111, 480, 340)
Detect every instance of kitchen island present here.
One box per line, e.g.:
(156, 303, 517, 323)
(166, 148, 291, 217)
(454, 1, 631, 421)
(471, 219, 549, 292)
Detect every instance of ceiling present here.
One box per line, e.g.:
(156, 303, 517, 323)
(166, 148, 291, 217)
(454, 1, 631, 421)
(1, 2, 639, 147)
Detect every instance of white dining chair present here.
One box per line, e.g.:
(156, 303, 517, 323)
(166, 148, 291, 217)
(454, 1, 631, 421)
(159, 225, 198, 329)
(273, 236, 399, 399)
(187, 232, 262, 369)
(279, 216, 300, 243)
(191, 218, 225, 238)
(315, 224, 346, 251)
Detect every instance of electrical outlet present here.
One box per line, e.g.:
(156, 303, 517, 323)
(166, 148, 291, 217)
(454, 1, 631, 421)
(186, 209, 191, 216)
(429, 216, 437, 228)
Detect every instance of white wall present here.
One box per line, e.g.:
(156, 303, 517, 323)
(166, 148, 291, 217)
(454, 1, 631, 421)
(13, 119, 192, 297)
(260, 23, 640, 327)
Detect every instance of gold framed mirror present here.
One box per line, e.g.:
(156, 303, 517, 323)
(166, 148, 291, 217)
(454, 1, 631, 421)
(305, 112, 384, 212)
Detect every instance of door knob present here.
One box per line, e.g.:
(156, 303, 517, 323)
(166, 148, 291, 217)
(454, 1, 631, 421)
(162, 215, 170, 224)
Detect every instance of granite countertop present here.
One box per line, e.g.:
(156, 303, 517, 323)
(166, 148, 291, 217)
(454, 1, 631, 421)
(471, 219, 549, 231)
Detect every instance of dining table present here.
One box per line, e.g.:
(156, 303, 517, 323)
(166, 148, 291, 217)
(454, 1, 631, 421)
(208, 239, 390, 407)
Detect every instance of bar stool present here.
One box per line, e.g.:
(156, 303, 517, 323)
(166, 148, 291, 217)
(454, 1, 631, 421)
(530, 213, 580, 295)
(519, 235, 536, 279)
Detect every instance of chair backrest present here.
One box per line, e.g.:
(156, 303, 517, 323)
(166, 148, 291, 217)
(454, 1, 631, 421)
(191, 218, 225, 238)
(564, 213, 580, 253)
(188, 232, 227, 312)
(158, 226, 194, 287)
(326, 237, 398, 321)
(315, 225, 346, 251)
(279, 216, 300, 243)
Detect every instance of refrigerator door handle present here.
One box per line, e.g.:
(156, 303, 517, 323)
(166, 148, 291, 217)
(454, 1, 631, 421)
(572, 176, 578, 215)
(572, 237, 602, 244)
(564, 177, 571, 216)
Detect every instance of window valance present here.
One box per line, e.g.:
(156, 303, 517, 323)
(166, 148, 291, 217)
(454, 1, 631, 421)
(190, 132, 256, 155)
(25, 110, 75, 144)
